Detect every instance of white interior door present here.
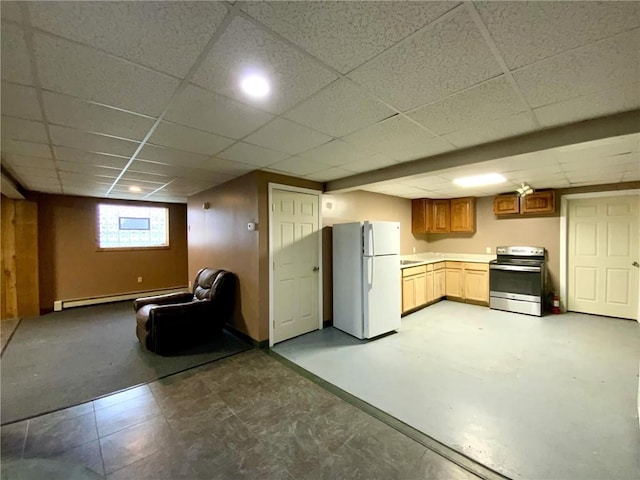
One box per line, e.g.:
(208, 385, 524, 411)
(271, 189, 320, 344)
(568, 195, 639, 319)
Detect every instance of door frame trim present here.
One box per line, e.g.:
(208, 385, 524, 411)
(268, 183, 323, 347)
(560, 189, 639, 319)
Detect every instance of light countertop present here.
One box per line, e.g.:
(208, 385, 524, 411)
(400, 252, 496, 268)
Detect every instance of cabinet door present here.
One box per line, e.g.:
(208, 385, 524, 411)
(493, 195, 519, 215)
(431, 200, 450, 233)
(415, 273, 427, 307)
(450, 197, 476, 233)
(521, 191, 555, 214)
(411, 199, 429, 234)
(434, 265, 445, 299)
(426, 271, 434, 303)
(445, 263, 464, 298)
(464, 268, 489, 303)
(402, 276, 416, 313)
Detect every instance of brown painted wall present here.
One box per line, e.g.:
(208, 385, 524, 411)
(1, 196, 39, 319)
(37, 194, 188, 311)
(322, 190, 423, 254)
(187, 171, 322, 343)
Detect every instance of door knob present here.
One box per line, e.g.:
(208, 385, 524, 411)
(633, 261, 639, 268)
(312, 266, 320, 272)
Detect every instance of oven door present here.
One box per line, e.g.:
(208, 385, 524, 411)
(489, 264, 543, 302)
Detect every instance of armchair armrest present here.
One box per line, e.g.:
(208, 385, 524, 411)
(133, 292, 193, 311)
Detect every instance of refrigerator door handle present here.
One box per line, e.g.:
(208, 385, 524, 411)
(367, 256, 374, 288)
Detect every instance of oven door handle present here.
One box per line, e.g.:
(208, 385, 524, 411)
(490, 264, 541, 272)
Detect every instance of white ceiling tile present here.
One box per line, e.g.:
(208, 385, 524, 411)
(118, 176, 166, 188)
(29, 1, 229, 78)
(144, 194, 187, 204)
(240, 1, 459, 74)
(1, 139, 51, 158)
(244, 118, 332, 155)
(137, 144, 209, 169)
(1, 2, 22, 22)
(217, 142, 288, 168)
(534, 83, 640, 128)
(165, 83, 273, 139)
(43, 91, 155, 140)
(304, 167, 355, 182)
(267, 156, 332, 176)
(129, 160, 185, 178)
(149, 121, 234, 156)
(285, 79, 395, 137)
(176, 168, 235, 184)
(343, 116, 451, 162)
(400, 175, 452, 189)
(298, 139, 372, 168)
(2, 153, 53, 169)
(443, 112, 537, 148)
(513, 29, 639, 108)
(198, 157, 256, 176)
(348, 8, 502, 111)
(192, 16, 337, 114)
(164, 177, 219, 196)
(49, 125, 139, 157)
(119, 170, 170, 184)
(408, 76, 526, 135)
(1, 83, 42, 120)
(623, 171, 640, 182)
(476, 1, 640, 70)
(59, 170, 114, 183)
(1, 23, 33, 85)
(11, 165, 58, 179)
(56, 160, 121, 177)
(33, 32, 179, 116)
(54, 147, 129, 168)
(341, 154, 398, 173)
(1, 116, 48, 143)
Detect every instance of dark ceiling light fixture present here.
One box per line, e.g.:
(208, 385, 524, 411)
(516, 182, 535, 197)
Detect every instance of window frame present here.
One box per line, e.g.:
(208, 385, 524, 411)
(96, 203, 170, 251)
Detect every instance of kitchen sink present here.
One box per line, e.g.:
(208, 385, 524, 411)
(400, 260, 423, 265)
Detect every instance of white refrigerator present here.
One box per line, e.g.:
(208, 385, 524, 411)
(332, 221, 401, 339)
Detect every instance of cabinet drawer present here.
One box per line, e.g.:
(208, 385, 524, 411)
(445, 261, 463, 269)
(402, 265, 426, 277)
(464, 262, 489, 272)
(433, 261, 445, 271)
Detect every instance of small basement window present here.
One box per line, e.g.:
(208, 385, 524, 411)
(97, 204, 169, 249)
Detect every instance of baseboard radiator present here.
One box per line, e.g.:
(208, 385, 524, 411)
(53, 286, 189, 311)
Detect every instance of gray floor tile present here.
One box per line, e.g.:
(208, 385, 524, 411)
(24, 411, 98, 458)
(95, 393, 161, 437)
(106, 447, 194, 480)
(402, 449, 481, 480)
(93, 385, 151, 411)
(0, 420, 28, 461)
(99, 416, 173, 474)
(25, 439, 106, 477)
(1, 458, 104, 480)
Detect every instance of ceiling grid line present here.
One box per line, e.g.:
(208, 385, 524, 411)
(17, 3, 64, 194)
(105, 3, 242, 196)
(466, 2, 541, 129)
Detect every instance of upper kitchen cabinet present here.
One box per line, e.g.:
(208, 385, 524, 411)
(521, 191, 555, 214)
(412, 198, 475, 234)
(450, 197, 475, 233)
(493, 194, 519, 215)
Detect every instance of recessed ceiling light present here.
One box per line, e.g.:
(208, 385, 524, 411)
(453, 173, 506, 188)
(129, 186, 142, 193)
(240, 73, 270, 99)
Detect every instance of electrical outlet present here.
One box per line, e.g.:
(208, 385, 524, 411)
(137, 276, 143, 283)
(412, 246, 416, 253)
(485, 247, 491, 254)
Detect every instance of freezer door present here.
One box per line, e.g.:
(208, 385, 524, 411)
(363, 221, 400, 257)
(362, 255, 401, 338)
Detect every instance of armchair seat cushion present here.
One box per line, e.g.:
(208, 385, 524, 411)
(133, 268, 236, 355)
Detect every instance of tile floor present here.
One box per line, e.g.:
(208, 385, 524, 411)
(274, 301, 640, 480)
(1, 349, 479, 479)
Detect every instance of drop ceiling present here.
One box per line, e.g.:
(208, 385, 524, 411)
(1, 1, 638, 203)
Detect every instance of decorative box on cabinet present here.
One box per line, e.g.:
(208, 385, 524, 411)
(521, 191, 555, 214)
(493, 194, 519, 215)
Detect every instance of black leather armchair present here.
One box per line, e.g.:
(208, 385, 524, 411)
(134, 268, 236, 355)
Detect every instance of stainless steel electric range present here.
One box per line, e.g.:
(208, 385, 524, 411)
(489, 246, 546, 316)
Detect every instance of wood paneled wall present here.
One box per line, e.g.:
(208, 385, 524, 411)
(1, 195, 39, 320)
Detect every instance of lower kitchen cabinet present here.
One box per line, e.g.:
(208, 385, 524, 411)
(426, 266, 435, 303)
(402, 265, 427, 314)
(445, 262, 464, 299)
(434, 262, 445, 299)
(463, 263, 489, 304)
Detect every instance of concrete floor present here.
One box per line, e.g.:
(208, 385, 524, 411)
(273, 301, 640, 480)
